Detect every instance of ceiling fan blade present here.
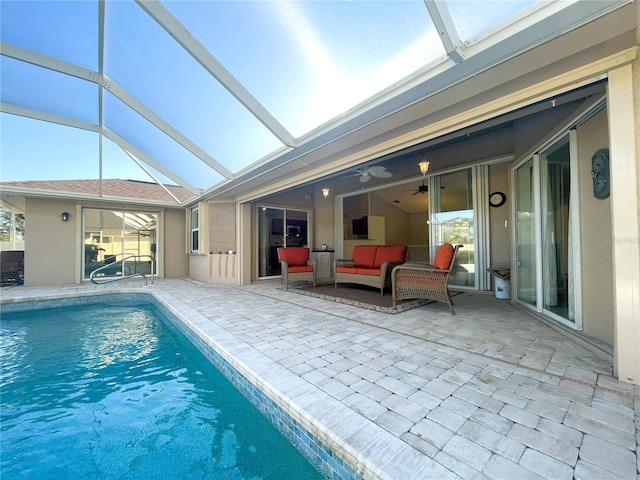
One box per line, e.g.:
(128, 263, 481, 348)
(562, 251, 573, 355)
(368, 166, 393, 178)
(373, 171, 393, 178)
(359, 174, 371, 182)
(342, 171, 362, 179)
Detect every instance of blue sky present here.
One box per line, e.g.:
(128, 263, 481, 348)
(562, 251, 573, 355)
(0, 0, 535, 188)
(0, 113, 162, 183)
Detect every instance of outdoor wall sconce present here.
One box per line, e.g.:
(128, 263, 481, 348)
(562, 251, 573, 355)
(322, 188, 330, 198)
(418, 159, 430, 176)
(61, 212, 70, 222)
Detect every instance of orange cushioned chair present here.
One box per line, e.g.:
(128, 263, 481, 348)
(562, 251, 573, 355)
(391, 243, 462, 314)
(277, 247, 317, 289)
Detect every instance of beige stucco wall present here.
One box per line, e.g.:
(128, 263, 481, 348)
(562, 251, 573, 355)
(163, 208, 188, 278)
(188, 201, 238, 284)
(209, 202, 237, 254)
(22, 200, 187, 286)
(578, 110, 614, 346)
(23, 198, 77, 286)
(488, 162, 511, 271)
(314, 185, 334, 250)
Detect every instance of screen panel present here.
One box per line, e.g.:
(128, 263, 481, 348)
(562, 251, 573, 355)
(0, 0, 98, 70)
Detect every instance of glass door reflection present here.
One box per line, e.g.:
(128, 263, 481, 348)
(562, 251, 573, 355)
(514, 159, 537, 306)
(431, 169, 475, 287)
(257, 207, 309, 279)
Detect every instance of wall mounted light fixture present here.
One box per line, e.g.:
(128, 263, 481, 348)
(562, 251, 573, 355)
(418, 159, 430, 176)
(61, 212, 70, 222)
(322, 188, 330, 198)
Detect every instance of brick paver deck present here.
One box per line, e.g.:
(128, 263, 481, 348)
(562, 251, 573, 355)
(2, 279, 638, 480)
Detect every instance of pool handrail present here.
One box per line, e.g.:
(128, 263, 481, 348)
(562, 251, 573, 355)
(89, 254, 155, 286)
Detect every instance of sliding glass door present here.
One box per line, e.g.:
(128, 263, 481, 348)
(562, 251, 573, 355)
(513, 135, 579, 326)
(541, 137, 575, 321)
(257, 207, 309, 279)
(514, 159, 537, 306)
(431, 169, 476, 287)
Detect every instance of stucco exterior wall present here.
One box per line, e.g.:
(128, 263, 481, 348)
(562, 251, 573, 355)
(577, 109, 614, 345)
(23, 198, 77, 286)
(314, 185, 334, 250)
(188, 201, 238, 284)
(488, 162, 511, 270)
(21, 201, 187, 286)
(163, 208, 188, 278)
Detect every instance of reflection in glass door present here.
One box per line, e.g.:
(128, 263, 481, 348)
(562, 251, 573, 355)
(431, 169, 475, 287)
(258, 207, 309, 279)
(514, 158, 537, 306)
(83, 209, 157, 279)
(541, 138, 575, 322)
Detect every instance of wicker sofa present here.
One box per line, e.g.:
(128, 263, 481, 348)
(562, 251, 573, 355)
(334, 244, 407, 295)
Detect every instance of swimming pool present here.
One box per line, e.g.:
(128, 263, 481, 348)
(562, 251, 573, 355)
(1, 297, 339, 480)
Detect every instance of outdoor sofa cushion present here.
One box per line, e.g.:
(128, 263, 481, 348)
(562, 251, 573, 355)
(279, 247, 311, 267)
(374, 245, 408, 267)
(433, 243, 455, 270)
(351, 245, 378, 268)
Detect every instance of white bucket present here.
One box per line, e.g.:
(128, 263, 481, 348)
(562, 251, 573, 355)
(495, 277, 510, 300)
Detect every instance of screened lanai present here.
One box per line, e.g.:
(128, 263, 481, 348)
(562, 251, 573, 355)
(0, 0, 629, 204)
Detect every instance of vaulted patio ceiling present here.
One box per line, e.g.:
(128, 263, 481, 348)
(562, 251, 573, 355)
(0, 1, 632, 206)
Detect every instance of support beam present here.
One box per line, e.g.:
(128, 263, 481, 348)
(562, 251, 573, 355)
(136, 0, 295, 147)
(607, 63, 640, 385)
(424, 1, 464, 63)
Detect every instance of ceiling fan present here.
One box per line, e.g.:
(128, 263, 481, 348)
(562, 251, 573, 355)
(347, 166, 393, 183)
(406, 180, 444, 195)
(409, 180, 429, 195)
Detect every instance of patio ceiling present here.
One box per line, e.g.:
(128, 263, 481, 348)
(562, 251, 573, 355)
(0, 0, 631, 205)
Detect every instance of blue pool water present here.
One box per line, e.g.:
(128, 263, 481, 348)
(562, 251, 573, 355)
(0, 302, 326, 480)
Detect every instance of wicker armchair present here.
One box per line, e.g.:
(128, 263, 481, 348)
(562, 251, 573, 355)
(277, 247, 317, 289)
(391, 244, 462, 314)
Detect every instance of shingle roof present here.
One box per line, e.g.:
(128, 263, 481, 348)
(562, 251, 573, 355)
(0, 179, 195, 204)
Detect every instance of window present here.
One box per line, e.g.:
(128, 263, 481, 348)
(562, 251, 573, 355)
(1, 209, 12, 242)
(186, 202, 208, 255)
(190, 206, 199, 253)
(0, 208, 25, 248)
(83, 208, 157, 279)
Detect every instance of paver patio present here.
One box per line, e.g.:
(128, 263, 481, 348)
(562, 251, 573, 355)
(2, 279, 638, 480)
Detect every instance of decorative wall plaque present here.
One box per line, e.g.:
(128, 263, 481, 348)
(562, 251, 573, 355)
(591, 148, 610, 199)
